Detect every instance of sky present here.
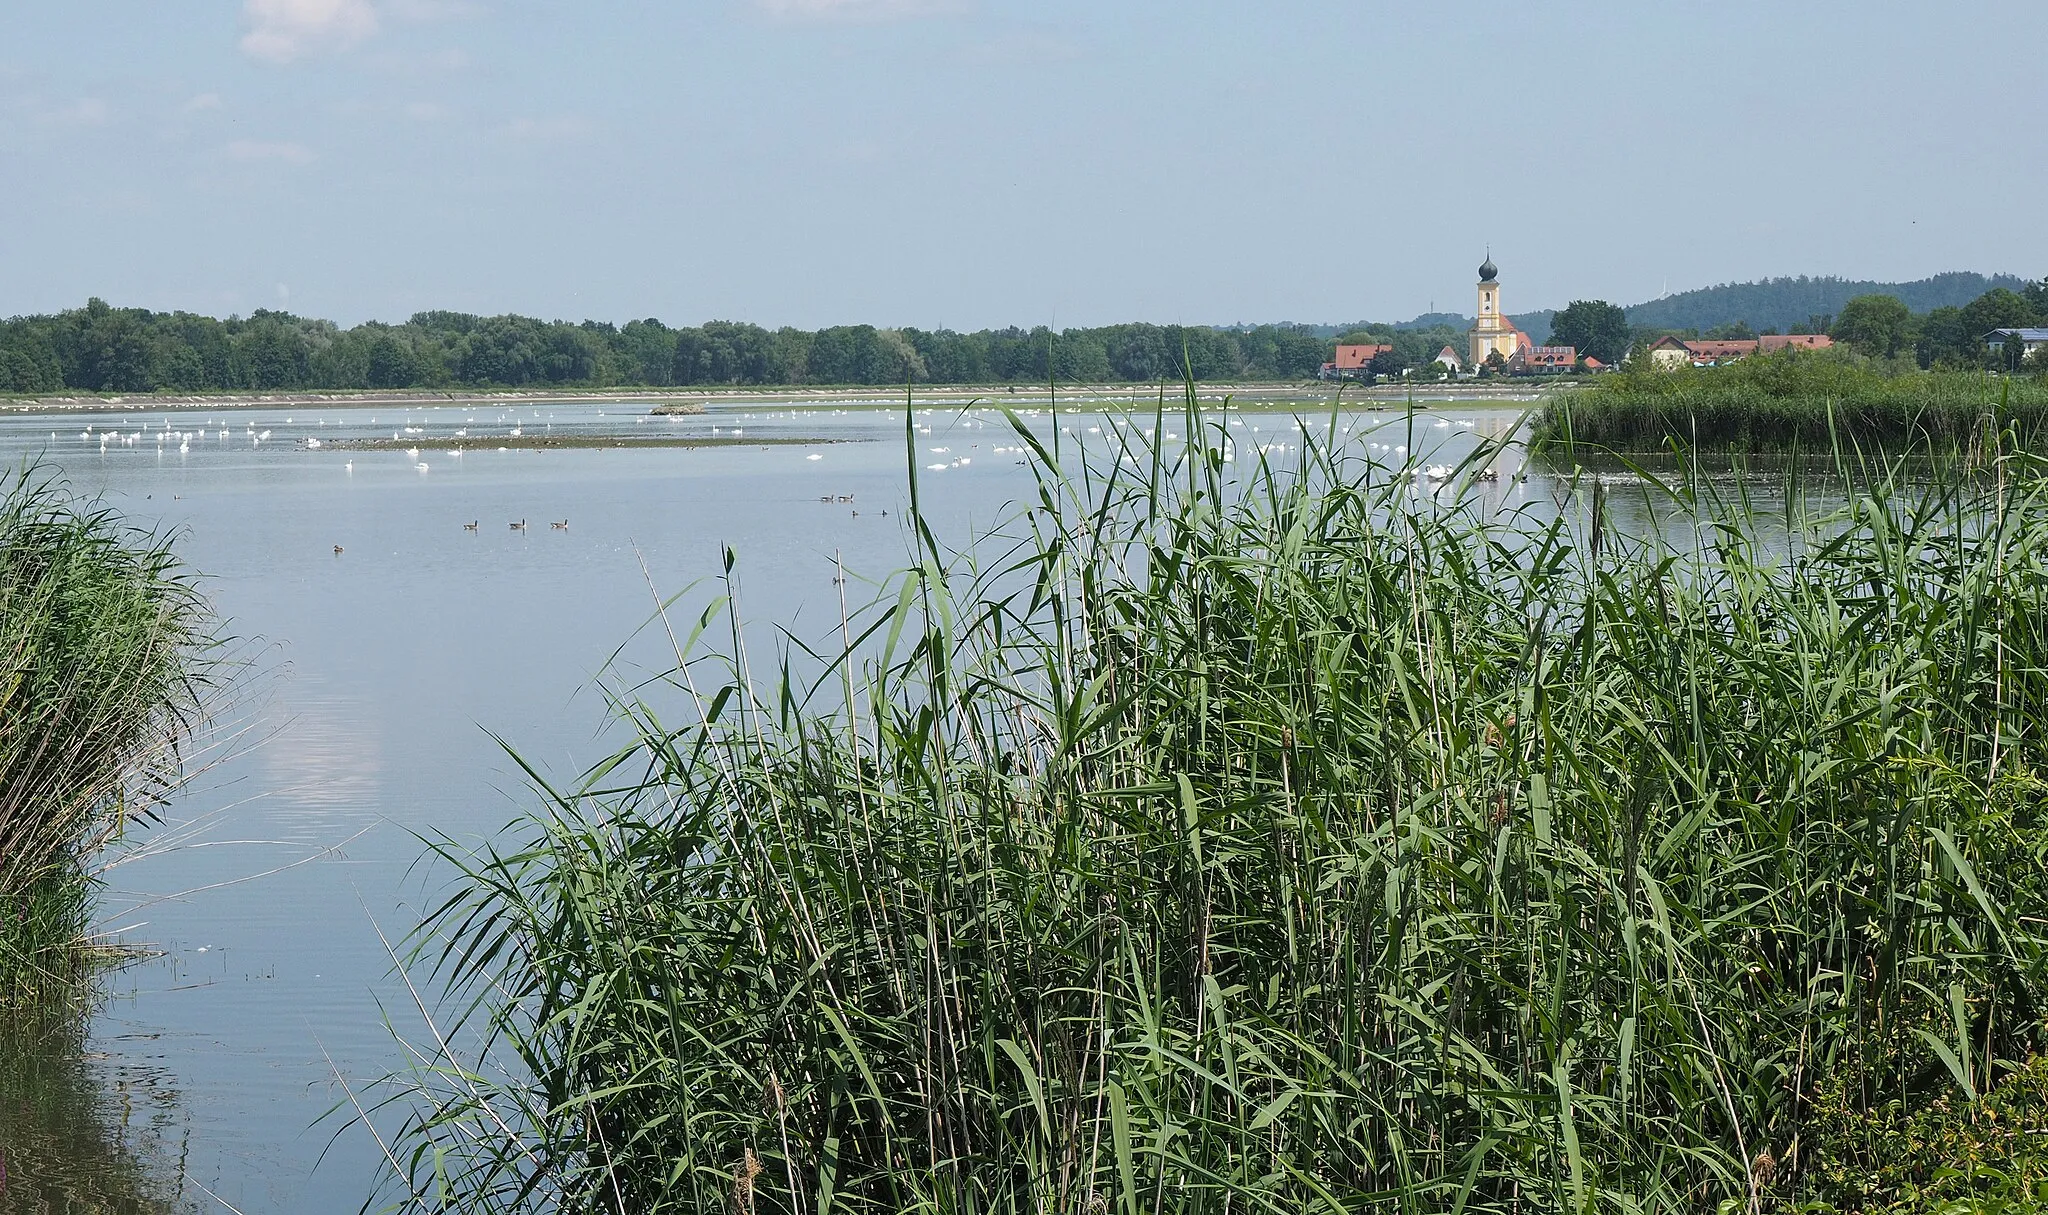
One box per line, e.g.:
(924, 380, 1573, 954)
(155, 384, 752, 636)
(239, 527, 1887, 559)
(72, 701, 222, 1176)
(1, 0, 2042, 330)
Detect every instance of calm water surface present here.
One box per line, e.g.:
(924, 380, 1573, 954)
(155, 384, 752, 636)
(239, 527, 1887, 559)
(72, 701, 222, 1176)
(1, 396, 1547, 1212)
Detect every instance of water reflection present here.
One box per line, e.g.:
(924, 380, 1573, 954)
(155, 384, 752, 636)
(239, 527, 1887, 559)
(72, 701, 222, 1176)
(0, 1008, 196, 1214)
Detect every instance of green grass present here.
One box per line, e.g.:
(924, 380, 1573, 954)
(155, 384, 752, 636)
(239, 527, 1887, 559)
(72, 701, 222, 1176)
(373, 389, 2048, 1214)
(0, 465, 216, 1006)
(1533, 351, 2048, 453)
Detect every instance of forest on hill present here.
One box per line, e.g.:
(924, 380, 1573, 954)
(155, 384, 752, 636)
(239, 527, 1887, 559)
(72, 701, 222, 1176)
(1621, 271, 2031, 334)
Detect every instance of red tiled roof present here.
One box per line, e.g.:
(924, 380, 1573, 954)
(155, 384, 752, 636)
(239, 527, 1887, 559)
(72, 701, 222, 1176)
(1757, 334, 1834, 352)
(1335, 343, 1392, 369)
(1685, 340, 1760, 359)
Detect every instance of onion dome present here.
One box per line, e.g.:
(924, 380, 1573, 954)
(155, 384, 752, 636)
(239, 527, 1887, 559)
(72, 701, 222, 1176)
(1478, 255, 1498, 282)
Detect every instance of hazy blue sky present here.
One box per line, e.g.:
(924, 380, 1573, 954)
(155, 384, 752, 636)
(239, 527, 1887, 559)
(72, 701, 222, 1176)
(2, 1, 2041, 328)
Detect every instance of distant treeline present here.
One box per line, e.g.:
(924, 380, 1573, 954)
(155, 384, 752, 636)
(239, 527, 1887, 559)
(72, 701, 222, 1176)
(0, 300, 1468, 394)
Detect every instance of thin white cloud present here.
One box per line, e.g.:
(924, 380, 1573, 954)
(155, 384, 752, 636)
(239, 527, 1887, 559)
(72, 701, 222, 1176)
(49, 98, 112, 126)
(240, 0, 379, 63)
(503, 116, 589, 141)
(755, 0, 963, 22)
(384, 0, 484, 19)
(225, 139, 316, 164)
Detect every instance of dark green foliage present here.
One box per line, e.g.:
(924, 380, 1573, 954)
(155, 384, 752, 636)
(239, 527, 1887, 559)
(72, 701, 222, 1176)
(1832, 294, 1914, 358)
(0, 303, 1388, 393)
(376, 398, 2048, 1214)
(1533, 350, 2048, 452)
(0, 468, 215, 1004)
(1550, 299, 1631, 364)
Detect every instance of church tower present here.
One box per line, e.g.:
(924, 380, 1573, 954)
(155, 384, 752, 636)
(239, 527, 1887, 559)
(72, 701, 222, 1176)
(1468, 254, 1521, 368)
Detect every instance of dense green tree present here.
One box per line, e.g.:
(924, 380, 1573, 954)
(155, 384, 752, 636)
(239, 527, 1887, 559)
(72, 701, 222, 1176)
(235, 317, 309, 390)
(364, 330, 423, 389)
(1549, 300, 1632, 365)
(1915, 306, 1975, 368)
(610, 319, 674, 387)
(2024, 277, 2048, 320)
(1960, 288, 2041, 342)
(1831, 294, 1913, 358)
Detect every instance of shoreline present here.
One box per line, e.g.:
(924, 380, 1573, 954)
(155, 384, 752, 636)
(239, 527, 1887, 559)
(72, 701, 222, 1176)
(1, 381, 1565, 416)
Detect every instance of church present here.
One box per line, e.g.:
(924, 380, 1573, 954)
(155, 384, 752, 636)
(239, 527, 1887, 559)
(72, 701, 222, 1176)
(1467, 254, 1530, 368)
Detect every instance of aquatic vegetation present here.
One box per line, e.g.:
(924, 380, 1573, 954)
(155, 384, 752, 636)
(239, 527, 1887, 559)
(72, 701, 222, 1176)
(0, 1007, 196, 1213)
(0, 466, 216, 1005)
(379, 392, 2048, 1213)
(1534, 350, 2048, 452)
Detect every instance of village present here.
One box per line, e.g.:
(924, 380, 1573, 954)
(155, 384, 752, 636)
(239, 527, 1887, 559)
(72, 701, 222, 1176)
(1321, 256, 1837, 382)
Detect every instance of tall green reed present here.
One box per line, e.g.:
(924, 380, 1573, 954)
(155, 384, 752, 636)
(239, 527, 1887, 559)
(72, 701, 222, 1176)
(1533, 351, 2048, 453)
(377, 388, 2048, 1214)
(0, 464, 216, 1004)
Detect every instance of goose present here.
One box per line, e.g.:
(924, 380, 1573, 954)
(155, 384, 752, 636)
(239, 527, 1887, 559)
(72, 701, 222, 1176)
(510, 519, 526, 531)
(550, 520, 568, 530)
(333, 545, 344, 555)
(463, 520, 479, 531)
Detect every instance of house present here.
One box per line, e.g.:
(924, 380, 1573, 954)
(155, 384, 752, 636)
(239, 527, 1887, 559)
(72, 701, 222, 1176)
(1985, 328, 2048, 360)
(1435, 345, 1464, 373)
(1519, 345, 1577, 373)
(1581, 356, 1607, 372)
(1644, 334, 1831, 369)
(1645, 335, 1694, 370)
(1758, 333, 1834, 353)
(1685, 339, 1761, 365)
(1319, 343, 1393, 380)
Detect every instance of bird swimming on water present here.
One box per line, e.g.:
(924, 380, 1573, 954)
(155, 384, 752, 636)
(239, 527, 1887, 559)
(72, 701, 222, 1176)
(333, 545, 344, 555)
(463, 520, 478, 531)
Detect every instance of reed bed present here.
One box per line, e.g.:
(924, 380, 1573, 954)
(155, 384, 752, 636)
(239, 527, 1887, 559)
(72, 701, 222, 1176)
(1533, 352, 2048, 452)
(380, 393, 2048, 1214)
(0, 465, 215, 1004)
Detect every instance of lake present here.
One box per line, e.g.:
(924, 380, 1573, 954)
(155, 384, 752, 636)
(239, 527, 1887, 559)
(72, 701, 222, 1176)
(0, 394, 1542, 1212)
